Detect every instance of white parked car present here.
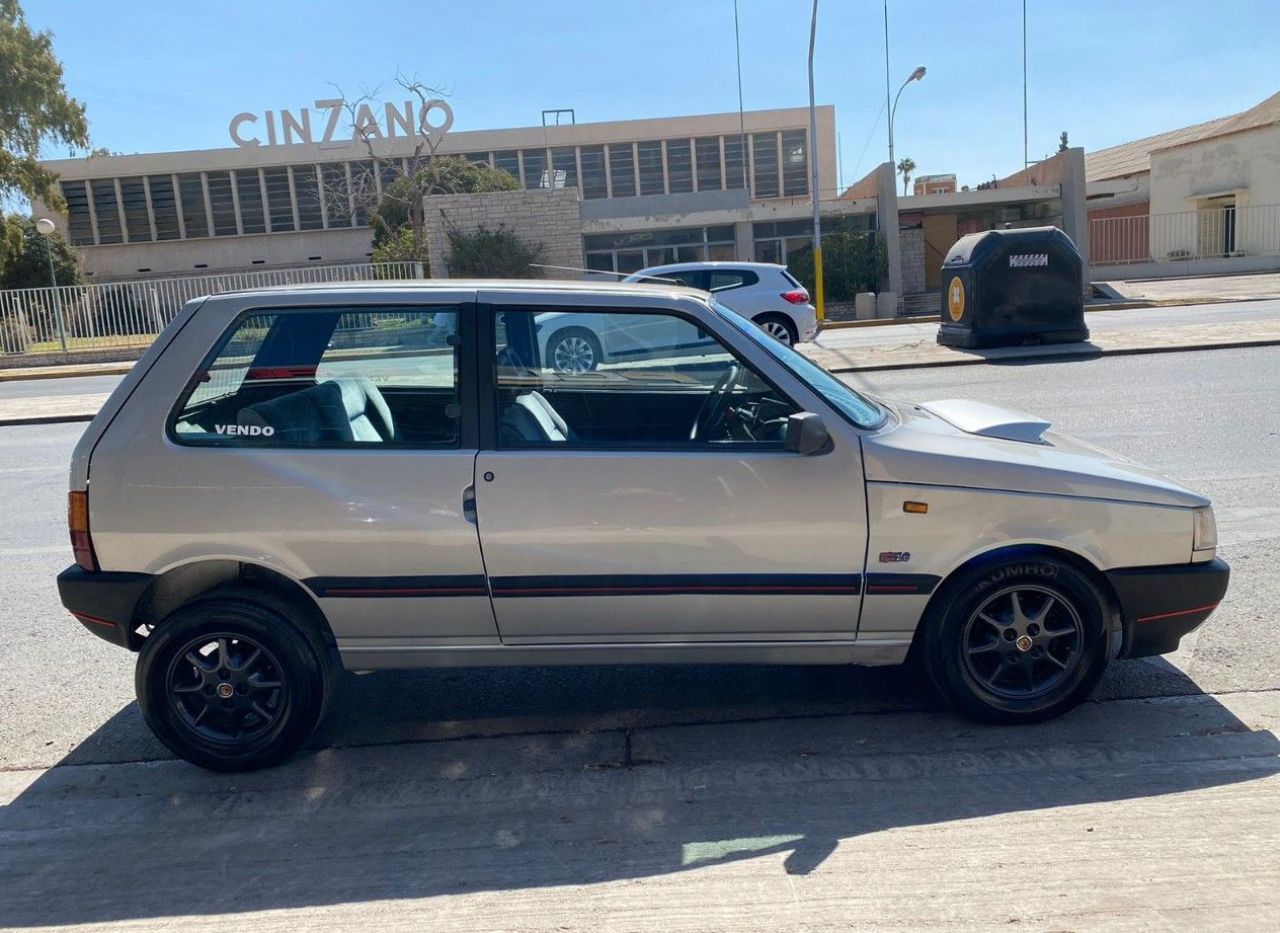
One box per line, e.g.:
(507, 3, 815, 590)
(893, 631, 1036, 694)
(58, 280, 1228, 770)
(623, 261, 817, 344)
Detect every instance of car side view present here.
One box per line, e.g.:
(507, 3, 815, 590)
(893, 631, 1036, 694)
(57, 281, 1229, 771)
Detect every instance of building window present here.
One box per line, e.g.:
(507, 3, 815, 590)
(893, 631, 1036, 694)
(90, 179, 123, 245)
(695, 137, 722, 193)
(147, 176, 180, 241)
(59, 180, 94, 246)
(206, 171, 238, 236)
(521, 148, 547, 189)
(294, 166, 324, 230)
(666, 138, 693, 194)
(550, 147, 577, 189)
(583, 224, 737, 273)
(580, 145, 607, 199)
(263, 167, 295, 233)
(724, 135, 748, 191)
(781, 129, 808, 197)
(378, 158, 402, 195)
(752, 132, 780, 198)
(321, 163, 350, 227)
(636, 140, 664, 196)
(118, 176, 152, 242)
(753, 219, 812, 266)
(494, 150, 520, 185)
(177, 173, 208, 239)
(235, 170, 266, 235)
(463, 151, 491, 166)
(608, 144, 636, 198)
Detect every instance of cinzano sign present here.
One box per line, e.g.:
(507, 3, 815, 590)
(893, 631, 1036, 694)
(229, 99, 453, 148)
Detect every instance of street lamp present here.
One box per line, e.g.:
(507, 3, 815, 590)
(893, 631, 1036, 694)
(887, 65, 926, 173)
(35, 217, 68, 352)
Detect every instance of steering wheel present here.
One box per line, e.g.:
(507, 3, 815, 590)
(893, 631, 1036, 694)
(690, 363, 741, 441)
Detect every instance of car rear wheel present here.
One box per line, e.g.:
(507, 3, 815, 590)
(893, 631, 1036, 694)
(548, 327, 603, 374)
(754, 313, 798, 346)
(136, 594, 331, 771)
(921, 555, 1110, 723)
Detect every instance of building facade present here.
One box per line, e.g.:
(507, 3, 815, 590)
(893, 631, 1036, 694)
(36, 106, 843, 281)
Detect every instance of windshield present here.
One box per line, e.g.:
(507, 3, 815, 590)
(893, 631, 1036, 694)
(711, 298, 887, 430)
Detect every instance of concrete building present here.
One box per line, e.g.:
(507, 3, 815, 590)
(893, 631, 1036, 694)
(913, 174, 956, 196)
(1086, 89, 1280, 276)
(35, 106, 847, 281)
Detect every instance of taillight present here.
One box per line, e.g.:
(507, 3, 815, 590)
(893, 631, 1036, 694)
(68, 490, 98, 571)
(781, 289, 810, 304)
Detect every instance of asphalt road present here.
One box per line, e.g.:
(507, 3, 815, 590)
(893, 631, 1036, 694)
(1, 345, 1277, 929)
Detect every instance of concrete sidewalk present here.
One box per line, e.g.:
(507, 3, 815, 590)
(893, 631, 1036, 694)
(3, 314, 1280, 427)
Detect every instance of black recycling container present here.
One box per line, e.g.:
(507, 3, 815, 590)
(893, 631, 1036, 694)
(936, 226, 1088, 348)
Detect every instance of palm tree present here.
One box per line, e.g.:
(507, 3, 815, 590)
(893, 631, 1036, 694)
(897, 157, 916, 196)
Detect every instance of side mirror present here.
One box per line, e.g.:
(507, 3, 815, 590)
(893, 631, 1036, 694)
(784, 412, 832, 455)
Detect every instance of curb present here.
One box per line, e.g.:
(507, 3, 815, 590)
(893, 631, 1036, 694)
(823, 335, 1280, 374)
(815, 293, 1275, 331)
(0, 412, 97, 428)
(0, 363, 134, 383)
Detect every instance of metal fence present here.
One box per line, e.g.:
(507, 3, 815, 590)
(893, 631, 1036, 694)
(1090, 203, 1280, 266)
(0, 261, 424, 357)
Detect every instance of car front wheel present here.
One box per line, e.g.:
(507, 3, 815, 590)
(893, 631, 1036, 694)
(754, 313, 798, 346)
(921, 555, 1110, 723)
(136, 593, 331, 771)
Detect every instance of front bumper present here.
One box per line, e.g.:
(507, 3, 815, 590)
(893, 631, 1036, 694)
(57, 565, 153, 649)
(1106, 557, 1230, 659)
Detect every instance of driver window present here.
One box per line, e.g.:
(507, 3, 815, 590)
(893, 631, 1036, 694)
(493, 308, 799, 449)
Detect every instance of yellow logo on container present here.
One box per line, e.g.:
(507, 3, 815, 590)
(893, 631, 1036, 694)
(947, 276, 965, 322)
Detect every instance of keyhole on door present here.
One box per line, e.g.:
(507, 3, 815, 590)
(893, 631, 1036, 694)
(483, 471, 495, 482)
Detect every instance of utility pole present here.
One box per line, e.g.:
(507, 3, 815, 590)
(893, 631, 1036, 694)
(808, 0, 824, 323)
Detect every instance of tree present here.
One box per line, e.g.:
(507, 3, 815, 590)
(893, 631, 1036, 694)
(1, 1, 89, 207)
(897, 157, 916, 196)
(445, 224, 546, 279)
(1058, 131, 1070, 152)
(0, 212, 80, 289)
(368, 157, 520, 264)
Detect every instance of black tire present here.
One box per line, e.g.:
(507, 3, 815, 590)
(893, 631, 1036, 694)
(921, 555, 1109, 724)
(136, 592, 331, 771)
(754, 313, 798, 346)
(547, 326, 603, 374)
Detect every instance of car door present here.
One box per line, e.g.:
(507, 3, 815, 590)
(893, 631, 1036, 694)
(144, 294, 499, 665)
(473, 293, 868, 645)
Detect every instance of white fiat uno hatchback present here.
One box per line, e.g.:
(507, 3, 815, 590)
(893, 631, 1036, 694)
(59, 281, 1229, 770)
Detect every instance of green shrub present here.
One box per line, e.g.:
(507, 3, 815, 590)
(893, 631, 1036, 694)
(445, 224, 546, 279)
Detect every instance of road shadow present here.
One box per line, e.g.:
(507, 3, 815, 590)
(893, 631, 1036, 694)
(2, 659, 1275, 926)
(942, 340, 1104, 366)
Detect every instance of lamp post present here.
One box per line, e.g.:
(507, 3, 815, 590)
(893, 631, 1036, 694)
(887, 65, 926, 174)
(35, 218, 68, 352)
(807, 0, 824, 323)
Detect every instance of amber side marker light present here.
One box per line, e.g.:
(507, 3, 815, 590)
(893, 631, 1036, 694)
(903, 501, 929, 514)
(68, 490, 98, 571)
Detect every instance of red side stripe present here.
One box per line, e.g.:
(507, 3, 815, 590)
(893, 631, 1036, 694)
(1137, 603, 1219, 624)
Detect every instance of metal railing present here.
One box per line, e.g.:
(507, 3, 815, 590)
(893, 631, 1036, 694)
(0, 261, 424, 357)
(1090, 203, 1280, 266)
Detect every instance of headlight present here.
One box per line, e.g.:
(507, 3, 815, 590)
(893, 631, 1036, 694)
(1193, 506, 1218, 552)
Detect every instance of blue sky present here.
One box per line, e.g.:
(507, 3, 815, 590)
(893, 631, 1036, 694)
(24, 0, 1280, 194)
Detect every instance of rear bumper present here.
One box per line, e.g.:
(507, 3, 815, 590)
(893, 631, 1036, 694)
(1107, 557, 1230, 659)
(56, 565, 153, 649)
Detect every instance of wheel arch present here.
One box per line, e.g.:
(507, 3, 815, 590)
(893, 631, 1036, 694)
(129, 560, 336, 654)
(909, 542, 1125, 660)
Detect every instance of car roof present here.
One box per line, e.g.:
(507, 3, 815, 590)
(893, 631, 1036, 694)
(631, 261, 786, 274)
(196, 277, 709, 303)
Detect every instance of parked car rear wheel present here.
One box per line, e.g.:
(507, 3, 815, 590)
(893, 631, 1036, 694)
(136, 593, 331, 771)
(921, 554, 1110, 723)
(753, 313, 797, 346)
(547, 327, 603, 374)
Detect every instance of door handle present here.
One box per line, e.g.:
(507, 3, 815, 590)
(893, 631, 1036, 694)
(462, 485, 477, 524)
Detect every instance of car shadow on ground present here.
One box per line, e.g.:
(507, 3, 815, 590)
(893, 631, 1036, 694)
(2, 658, 1276, 927)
